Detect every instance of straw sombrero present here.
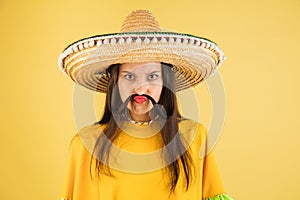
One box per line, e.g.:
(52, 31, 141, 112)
(58, 9, 225, 92)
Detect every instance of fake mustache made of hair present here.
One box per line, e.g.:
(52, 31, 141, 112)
(112, 94, 167, 118)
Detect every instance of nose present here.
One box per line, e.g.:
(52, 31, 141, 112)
(134, 81, 149, 95)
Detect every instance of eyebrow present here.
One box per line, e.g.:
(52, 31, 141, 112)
(120, 70, 134, 73)
(146, 71, 161, 75)
(119, 71, 161, 75)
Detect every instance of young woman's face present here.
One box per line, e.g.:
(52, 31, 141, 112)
(118, 62, 163, 121)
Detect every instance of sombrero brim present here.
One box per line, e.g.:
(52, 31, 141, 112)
(58, 32, 225, 92)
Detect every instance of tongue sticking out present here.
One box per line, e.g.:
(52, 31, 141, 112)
(133, 96, 147, 104)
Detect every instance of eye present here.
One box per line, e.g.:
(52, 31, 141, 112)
(148, 73, 159, 81)
(124, 73, 135, 81)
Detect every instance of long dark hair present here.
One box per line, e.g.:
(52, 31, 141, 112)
(91, 63, 195, 193)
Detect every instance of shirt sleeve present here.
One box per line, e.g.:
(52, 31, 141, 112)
(201, 151, 233, 199)
(58, 133, 100, 200)
(198, 125, 233, 200)
(58, 135, 80, 200)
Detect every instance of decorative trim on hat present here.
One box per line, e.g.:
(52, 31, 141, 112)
(58, 32, 225, 75)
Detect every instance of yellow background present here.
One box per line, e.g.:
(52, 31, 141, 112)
(0, 0, 299, 199)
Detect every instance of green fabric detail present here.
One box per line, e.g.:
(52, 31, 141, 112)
(205, 193, 233, 200)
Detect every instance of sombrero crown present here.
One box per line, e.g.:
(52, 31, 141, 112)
(58, 10, 225, 92)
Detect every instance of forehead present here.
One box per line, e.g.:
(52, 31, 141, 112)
(119, 62, 161, 73)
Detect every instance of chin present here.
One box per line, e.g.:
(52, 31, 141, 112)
(129, 103, 152, 116)
(131, 107, 151, 115)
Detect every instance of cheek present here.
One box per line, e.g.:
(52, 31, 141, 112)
(151, 85, 163, 102)
(118, 81, 130, 102)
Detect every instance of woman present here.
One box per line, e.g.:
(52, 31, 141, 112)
(58, 10, 232, 200)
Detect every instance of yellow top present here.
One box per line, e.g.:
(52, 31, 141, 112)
(59, 120, 228, 200)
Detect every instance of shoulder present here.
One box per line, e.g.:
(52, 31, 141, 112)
(69, 123, 106, 153)
(77, 123, 105, 139)
(178, 119, 207, 149)
(178, 119, 207, 137)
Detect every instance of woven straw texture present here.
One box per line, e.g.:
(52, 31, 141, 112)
(58, 10, 225, 93)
